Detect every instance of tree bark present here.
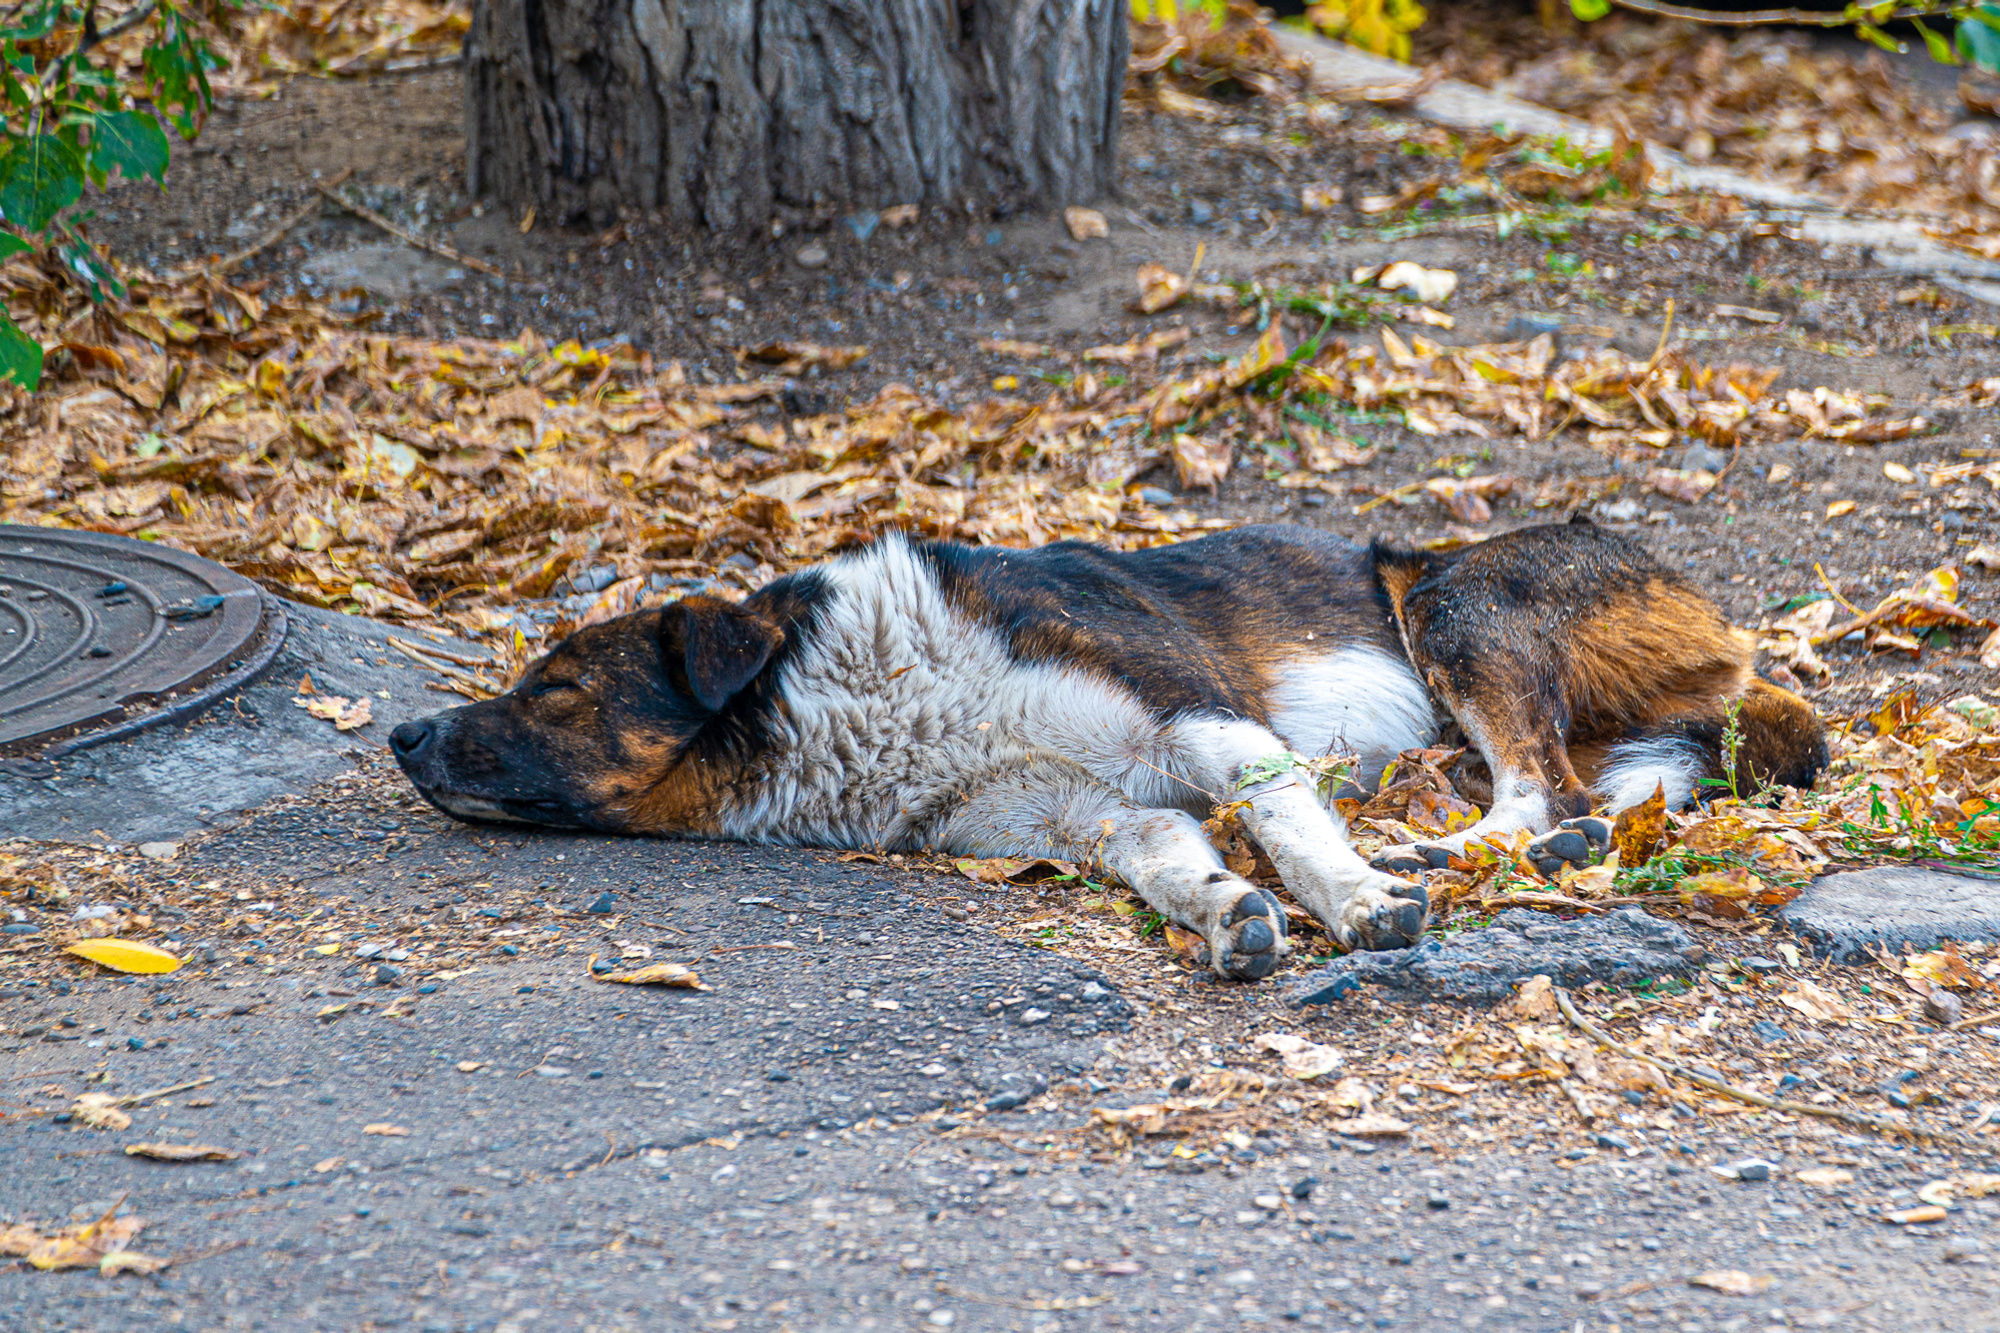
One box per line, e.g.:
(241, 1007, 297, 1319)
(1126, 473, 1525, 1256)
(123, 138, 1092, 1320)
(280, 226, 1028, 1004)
(464, 0, 1128, 231)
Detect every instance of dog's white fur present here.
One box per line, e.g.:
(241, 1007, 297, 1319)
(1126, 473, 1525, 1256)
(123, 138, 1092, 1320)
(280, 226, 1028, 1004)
(658, 538, 1691, 974)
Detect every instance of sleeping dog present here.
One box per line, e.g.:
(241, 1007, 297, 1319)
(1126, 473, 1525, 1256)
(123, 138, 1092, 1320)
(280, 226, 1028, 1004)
(391, 519, 1826, 981)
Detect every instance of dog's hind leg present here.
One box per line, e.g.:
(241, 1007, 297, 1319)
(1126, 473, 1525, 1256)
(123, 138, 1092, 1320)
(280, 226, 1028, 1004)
(929, 758, 1294, 981)
(1170, 716, 1431, 953)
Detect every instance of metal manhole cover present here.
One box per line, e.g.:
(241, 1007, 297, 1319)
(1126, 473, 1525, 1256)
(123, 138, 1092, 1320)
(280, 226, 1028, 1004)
(0, 526, 288, 763)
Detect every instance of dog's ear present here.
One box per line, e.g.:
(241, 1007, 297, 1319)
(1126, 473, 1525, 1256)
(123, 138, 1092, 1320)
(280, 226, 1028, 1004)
(661, 596, 782, 711)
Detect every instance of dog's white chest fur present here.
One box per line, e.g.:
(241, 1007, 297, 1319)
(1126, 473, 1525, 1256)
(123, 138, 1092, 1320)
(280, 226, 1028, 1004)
(714, 540, 1437, 847)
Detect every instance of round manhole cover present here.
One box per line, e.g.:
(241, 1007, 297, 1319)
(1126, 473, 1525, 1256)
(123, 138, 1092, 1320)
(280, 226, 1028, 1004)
(0, 526, 287, 763)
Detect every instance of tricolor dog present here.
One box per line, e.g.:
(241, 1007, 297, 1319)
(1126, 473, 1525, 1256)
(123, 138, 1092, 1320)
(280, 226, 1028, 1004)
(391, 520, 1826, 980)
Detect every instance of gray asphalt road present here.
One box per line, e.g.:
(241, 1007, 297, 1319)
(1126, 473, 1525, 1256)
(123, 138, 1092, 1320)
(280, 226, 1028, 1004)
(1, 610, 1992, 1332)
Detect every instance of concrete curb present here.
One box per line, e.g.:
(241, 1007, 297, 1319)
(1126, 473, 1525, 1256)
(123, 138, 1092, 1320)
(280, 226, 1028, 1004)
(1271, 27, 2000, 304)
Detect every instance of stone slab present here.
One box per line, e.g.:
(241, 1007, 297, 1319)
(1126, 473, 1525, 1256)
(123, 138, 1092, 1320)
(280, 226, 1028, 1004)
(1289, 906, 1703, 1007)
(1777, 866, 2000, 964)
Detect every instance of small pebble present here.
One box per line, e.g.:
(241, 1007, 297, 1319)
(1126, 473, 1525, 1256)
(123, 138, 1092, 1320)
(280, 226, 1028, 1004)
(1593, 1133, 1631, 1151)
(1739, 956, 1782, 976)
(374, 964, 401, 986)
(137, 841, 179, 860)
(1724, 1158, 1775, 1182)
(795, 243, 829, 269)
(1924, 990, 1965, 1025)
(587, 892, 616, 915)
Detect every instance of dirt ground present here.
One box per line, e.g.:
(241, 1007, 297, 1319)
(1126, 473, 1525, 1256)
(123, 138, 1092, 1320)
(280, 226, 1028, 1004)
(81, 57, 2000, 718)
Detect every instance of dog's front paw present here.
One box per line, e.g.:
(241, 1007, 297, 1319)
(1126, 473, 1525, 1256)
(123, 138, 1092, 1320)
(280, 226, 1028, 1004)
(1202, 880, 1292, 982)
(1368, 841, 1454, 877)
(1524, 815, 1614, 878)
(1331, 877, 1430, 952)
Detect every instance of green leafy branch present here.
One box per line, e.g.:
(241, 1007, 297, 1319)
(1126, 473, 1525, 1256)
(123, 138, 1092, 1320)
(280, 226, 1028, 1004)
(0, 0, 221, 388)
(1566, 0, 1996, 68)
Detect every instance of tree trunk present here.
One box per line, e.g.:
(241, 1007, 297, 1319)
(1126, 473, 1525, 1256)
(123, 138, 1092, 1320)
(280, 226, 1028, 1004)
(463, 0, 1128, 231)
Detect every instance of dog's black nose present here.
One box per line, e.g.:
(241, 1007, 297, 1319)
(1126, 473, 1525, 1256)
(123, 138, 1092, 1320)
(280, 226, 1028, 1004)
(389, 720, 434, 761)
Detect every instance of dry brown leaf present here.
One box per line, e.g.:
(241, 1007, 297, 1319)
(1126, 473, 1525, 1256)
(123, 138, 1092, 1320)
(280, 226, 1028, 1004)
(1251, 1032, 1344, 1080)
(1133, 263, 1187, 314)
(1611, 782, 1667, 865)
(296, 694, 372, 732)
(1334, 1113, 1413, 1138)
(1688, 1271, 1774, 1296)
(124, 1142, 243, 1162)
(1497, 974, 1557, 1020)
(70, 1093, 133, 1132)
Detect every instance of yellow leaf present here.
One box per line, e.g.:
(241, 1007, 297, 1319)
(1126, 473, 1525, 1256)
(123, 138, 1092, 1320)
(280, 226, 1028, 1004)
(596, 962, 711, 990)
(1826, 499, 1857, 518)
(70, 1093, 132, 1131)
(363, 1123, 411, 1137)
(312, 943, 341, 955)
(1611, 781, 1667, 865)
(99, 1249, 169, 1276)
(63, 938, 182, 974)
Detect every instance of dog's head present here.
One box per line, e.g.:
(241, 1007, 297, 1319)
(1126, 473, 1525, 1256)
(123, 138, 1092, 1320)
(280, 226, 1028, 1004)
(390, 596, 782, 833)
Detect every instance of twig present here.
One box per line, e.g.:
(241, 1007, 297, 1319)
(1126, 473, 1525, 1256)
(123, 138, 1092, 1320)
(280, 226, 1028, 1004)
(641, 917, 689, 936)
(116, 1074, 215, 1107)
(1553, 987, 1992, 1153)
(170, 169, 353, 282)
(1605, 0, 1967, 24)
(1478, 891, 1609, 914)
(387, 636, 501, 694)
(1352, 479, 1427, 515)
(1808, 595, 1996, 647)
(388, 636, 499, 670)
(314, 182, 519, 282)
(710, 942, 797, 954)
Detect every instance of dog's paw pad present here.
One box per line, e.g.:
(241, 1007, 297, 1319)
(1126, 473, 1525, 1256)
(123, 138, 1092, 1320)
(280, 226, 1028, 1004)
(1213, 885, 1290, 982)
(1337, 880, 1430, 953)
(1369, 841, 1453, 876)
(1526, 816, 1614, 877)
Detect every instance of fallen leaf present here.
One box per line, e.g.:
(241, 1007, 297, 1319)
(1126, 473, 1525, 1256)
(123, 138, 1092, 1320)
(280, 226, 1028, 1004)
(296, 694, 372, 731)
(6, 1198, 147, 1271)
(70, 1093, 133, 1132)
(1968, 542, 2000, 571)
(1133, 263, 1187, 314)
(1251, 1032, 1344, 1080)
(953, 856, 1079, 885)
(1689, 1270, 1774, 1296)
(1300, 183, 1342, 212)
(736, 341, 868, 373)
(1334, 1114, 1413, 1137)
(978, 337, 1054, 358)
(124, 1142, 243, 1162)
(63, 938, 183, 974)
(1648, 467, 1718, 503)
(1161, 923, 1208, 964)
(312, 1156, 344, 1173)
(1793, 1167, 1854, 1187)
(1374, 260, 1457, 304)
(1171, 433, 1232, 491)
(1713, 305, 1781, 324)
(1884, 461, 1916, 484)
(362, 1123, 412, 1137)
(98, 1250, 169, 1276)
(1498, 974, 1558, 1020)
(880, 203, 920, 229)
(595, 962, 711, 990)
(1778, 978, 1858, 1022)
(1826, 499, 1857, 518)
(455, 1061, 486, 1073)
(1064, 207, 1109, 241)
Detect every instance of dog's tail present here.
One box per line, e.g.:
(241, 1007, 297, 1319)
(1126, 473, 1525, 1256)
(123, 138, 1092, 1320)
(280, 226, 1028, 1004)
(1582, 676, 1830, 812)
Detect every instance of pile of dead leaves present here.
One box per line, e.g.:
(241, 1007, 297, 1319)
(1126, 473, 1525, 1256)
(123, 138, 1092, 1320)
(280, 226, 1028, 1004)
(1129, 0, 1310, 109)
(86, 0, 467, 92)
(1421, 10, 2000, 262)
(0, 235, 1938, 687)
